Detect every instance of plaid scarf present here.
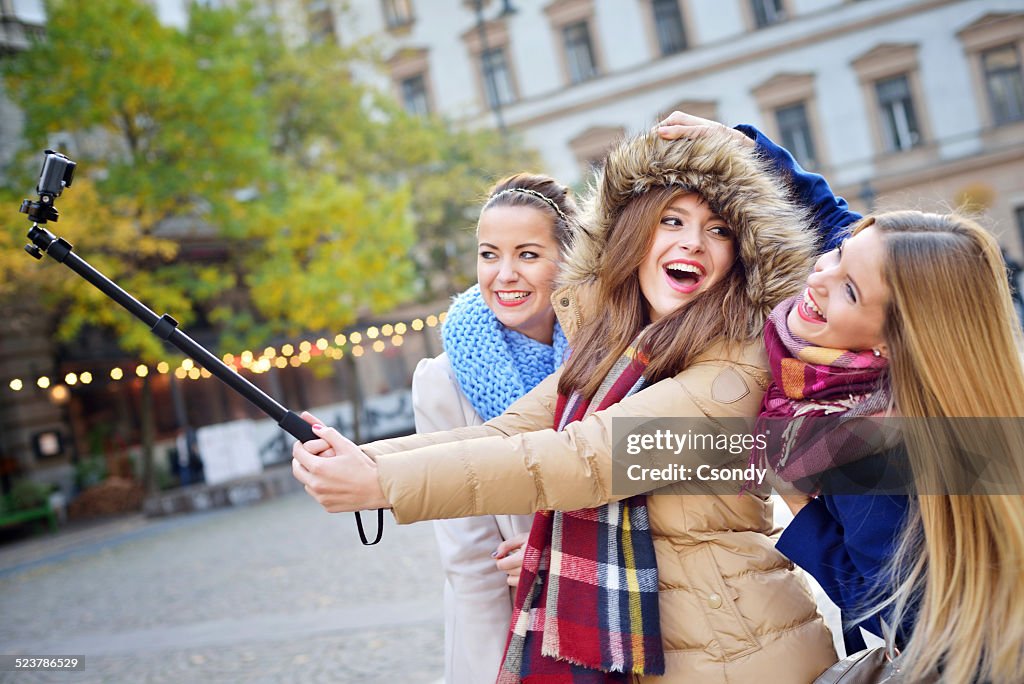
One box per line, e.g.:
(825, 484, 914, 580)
(497, 336, 664, 683)
(752, 296, 890, 484)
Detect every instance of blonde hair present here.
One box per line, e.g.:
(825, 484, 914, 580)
(859, 211, 1024, 683)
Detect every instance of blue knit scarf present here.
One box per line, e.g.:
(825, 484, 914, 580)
(442, 284, 570, 421)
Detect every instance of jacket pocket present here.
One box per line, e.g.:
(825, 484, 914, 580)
(677, 543, 761, 661)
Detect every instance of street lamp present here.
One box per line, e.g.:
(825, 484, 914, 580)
(473, 0, 516, 138)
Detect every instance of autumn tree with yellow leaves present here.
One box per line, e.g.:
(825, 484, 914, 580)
(0, 0, 535, 362)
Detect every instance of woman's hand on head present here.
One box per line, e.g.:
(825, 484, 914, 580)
(291, 422, 390, 513)
(494, 531, 529, 588)
(656, 110, 754, 148)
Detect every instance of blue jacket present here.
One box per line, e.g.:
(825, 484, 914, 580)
(736, 124, 859, 251)
(740, 125, 913, 650)
(776, 495, 911, 650)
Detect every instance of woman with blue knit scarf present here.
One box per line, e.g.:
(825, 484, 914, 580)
(411, 173, 575, 684)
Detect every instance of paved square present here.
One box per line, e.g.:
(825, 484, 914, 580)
(0, 489, 445, 683)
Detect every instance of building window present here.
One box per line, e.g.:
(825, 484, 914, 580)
(462, 14, 517, 114)
(381, 0, 414, 29)
(306, 0, 335, 44)
(775, 102, 818, 170)
(569, 125, 625, 175)
(563, 21, 598, 84)
(545, 0, 602, 88)
(958, 13, 1024, 129)
(750, 0, 786, 29)
(652, 0, 687, 56)
(481, 47, 516, 107)
(389, 48, 433, 118)
(876, 74, 922, 152)
(852, 43, 931, 157)
(983, 44, 1024, 125)
(751, 72, 826, 170)
(400, 74, 430, 116)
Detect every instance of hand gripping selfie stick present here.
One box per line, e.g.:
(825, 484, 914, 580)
(20, 150, 384, 545)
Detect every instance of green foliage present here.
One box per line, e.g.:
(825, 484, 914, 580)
(8, 479, 52, 511)
(389, 112, 542, 292)
(74, 455, 108, 491)
(0, 0, 537, 361)
(243, 176, 416, 335)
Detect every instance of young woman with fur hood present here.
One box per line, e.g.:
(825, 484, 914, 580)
(293, 129, 842, 682)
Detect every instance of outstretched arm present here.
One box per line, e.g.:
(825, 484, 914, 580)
(294, 349, 766, 522)
(733, 124, 859, 250)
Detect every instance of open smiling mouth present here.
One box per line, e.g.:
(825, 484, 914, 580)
(664, 261, 705, 293)
(797, 288, 827, 323)
(495, 291, 532, 307)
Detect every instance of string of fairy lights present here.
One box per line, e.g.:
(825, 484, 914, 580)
(4, 312, 446, 398)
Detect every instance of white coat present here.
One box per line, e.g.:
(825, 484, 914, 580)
(412, 353, 534, 684)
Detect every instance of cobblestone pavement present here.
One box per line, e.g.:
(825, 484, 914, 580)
(0, 491, 446, 683)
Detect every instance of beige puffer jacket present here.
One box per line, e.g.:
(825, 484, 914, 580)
(363, 130, 837, 682)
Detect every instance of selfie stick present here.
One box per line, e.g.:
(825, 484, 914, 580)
(20, 150, 383, 545)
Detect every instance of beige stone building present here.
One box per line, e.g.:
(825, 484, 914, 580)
(315, 0, 1024, 255)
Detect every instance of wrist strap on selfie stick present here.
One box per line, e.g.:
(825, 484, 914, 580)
(20, 151, 384, 546)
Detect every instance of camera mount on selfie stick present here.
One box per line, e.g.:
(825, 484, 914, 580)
(19, 150, 384, 545)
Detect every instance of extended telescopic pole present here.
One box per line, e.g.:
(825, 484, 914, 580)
(23, 224, 384, 545)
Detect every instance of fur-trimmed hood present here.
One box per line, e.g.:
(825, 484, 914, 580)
(562, 129, 816, 335)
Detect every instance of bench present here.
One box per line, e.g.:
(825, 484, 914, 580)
(0, 495, 57, 533)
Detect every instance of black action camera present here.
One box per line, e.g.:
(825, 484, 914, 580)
(19, 149, 76, 224)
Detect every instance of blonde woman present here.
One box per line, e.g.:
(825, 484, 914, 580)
(763, 213, 1024, 683)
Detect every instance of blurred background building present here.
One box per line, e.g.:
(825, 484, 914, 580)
(1, 0, 1021, 514)
(325, 0, 1022, 240)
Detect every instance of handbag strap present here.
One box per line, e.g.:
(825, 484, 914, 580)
(814, 647, 890, 684)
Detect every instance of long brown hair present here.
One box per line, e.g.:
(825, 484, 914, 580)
(863, 211, 1024, 683)
(558, 187, 753, 399)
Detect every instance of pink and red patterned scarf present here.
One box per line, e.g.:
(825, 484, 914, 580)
(497, 336, 664, 683)
(753, 296, 890, 484)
